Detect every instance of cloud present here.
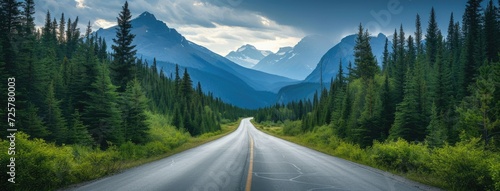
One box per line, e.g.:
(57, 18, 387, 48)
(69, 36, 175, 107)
(94, 19, 116, 29)
(176, 23, 303, 55)
(75, 0, 89, 9)
(34, 0, 304, 55)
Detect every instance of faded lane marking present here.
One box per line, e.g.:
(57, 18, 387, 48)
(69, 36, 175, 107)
(245, 133, 254, 191)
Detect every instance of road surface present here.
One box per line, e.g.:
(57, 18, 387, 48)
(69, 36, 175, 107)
(68, 118, 437, 191)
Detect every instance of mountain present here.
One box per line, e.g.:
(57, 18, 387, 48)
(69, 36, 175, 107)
(252, 35, 333, 80)
(225, 44, 272, 68)
(277, 33, 390, 103)
(95, 11, 297, 108)
(304, 33, 389, 83)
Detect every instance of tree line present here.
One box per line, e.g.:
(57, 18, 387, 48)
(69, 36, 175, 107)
(0, 0, 249, 149)
(256, 0, 500, 149)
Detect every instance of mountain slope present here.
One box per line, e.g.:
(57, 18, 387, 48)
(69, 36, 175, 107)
(304, 33, 389, 83)
(278, 33, 390, 103)
(253, 35, 333, 80)
(95, 11, 297, 108)
(225, 44, 272, 68)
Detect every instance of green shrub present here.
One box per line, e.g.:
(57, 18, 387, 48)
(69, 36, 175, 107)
(333, 141, 369, 163)
(491, 160, 500, 191)
(371, 139, 430, 173)
(144, 141, 171, 157)
(119, 141, 145, 160)
(2, 132, 78, 190)
(430, 138, 493, 190)
(283, 120, 302, 136)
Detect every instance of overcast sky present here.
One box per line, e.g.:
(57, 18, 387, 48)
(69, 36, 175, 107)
(34, 0, 480, 56)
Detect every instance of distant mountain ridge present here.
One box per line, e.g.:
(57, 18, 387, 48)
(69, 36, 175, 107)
(225, 44, 272, 68)
(277, 33, 390, 103)
(95, 11, 297, 109)
(252, 35, 333, 80)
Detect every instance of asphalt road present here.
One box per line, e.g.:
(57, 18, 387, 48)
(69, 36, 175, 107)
(68, 118, 437, 191)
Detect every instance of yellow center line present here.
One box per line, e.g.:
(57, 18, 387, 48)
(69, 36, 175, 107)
(245, 133, 254, 191)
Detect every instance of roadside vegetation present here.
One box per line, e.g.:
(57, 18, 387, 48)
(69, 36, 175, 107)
(0, 114, 240, 191)
(254, 1, 500, 190)
(0, 1, 248, 190)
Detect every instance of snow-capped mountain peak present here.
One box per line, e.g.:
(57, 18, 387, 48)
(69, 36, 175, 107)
(252, 35, 333, 80)
(225, 44, 272, 68)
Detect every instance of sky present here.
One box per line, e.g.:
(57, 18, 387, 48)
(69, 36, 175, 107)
(34, 0, 480, 56)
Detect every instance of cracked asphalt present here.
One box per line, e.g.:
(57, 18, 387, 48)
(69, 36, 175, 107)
(67, 118, 438, 191)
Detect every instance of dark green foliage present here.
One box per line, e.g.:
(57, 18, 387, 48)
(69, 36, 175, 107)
(485, 0, 499, 62)
(430, 34, 453, 114)
(353, 24, 378, 81)
(83, 63, 123, 149)
(462, 0, 485, 94)
(390, 69, 424, 141)
(426, 103, 448, 148)
(67, 110, 93, 146)
(121, 78, 150, 144)
(0, 0, 22, 76)
(415, 14, 423, 54)
(0, 0, 246, 155)
(44, 81, 67, 144)
(426, 7, 439, 66)
(382, 38, 390, 73)
(111, 1, 136, 92)
(251, 2, 500, 190)
(24, 103, 49, 139)
(357, 79, 382, 147)
(379, 75, 394, 140)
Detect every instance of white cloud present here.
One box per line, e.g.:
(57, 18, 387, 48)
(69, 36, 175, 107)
(75, 0, 89, 9)
(94, 19, 116, 29)
(35, 0, 304, 55)
(176, 23, 303, 55)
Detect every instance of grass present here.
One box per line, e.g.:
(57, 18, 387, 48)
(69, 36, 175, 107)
(114, 118, 241, 171)
(0, 114, 242, 191)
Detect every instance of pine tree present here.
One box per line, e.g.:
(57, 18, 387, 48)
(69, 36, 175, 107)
(24, 103, 49, 139)
(181, 68, 193, 101)
(353, 24, 377, 81)
(121, 78, 149, 144)
(357, 78, 382, 146)
(447, 13, 457, 51)
(83, 63, 123, 149)
(406, 35, 416, 69)
(426, 103, 448, 148)
(174, 64, 181, 95)
(58, 13, 65, 43)
(68, 110, 93, 146)
(415, 14, 423, 54)
(65, 16, 80, 58)
(111, 1, 136, 92)
(347, 61, 358, 81)
(382, 38, 389, 73)
(426, 7, 439, 67)
(44, 81, 67, 144)
(431, 33, 453, 114)
(462, 0, 484, 93)
(0, 0, 21, 76)
(389, 68, 423, 141)
(484, 0, 499, 62)
(380, 74, 394, 140)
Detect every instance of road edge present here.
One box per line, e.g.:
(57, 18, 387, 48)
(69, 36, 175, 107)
(249, 119, 442, 191)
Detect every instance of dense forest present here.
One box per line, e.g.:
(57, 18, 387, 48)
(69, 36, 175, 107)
(255, 0, 500, 189)
(1, 0, 500, 190)
(0, 0, 251, 189)
(0, 0, 247, 148)
(257, 0, 500, 148)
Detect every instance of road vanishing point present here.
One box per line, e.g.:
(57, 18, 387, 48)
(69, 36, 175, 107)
(67, 118, 439, 191)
